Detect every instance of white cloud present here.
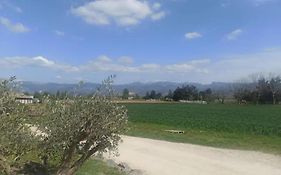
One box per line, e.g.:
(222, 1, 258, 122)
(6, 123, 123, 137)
(189, 59, 211, 65)
(0, 56, 79, 72)
(152, 3, 161, 10)
(205, 47, 281, 82)
(220, 0, 276, 7)
(165, 59, 209, 73)
(2, 48, 281, 83)
(139, 64, 160, 71)
(80, 57, 209, 74)
(56, 75, 62, 79)
(54, 30, 65, 36)
(96, 55, 112, 63)
(151, 11, 166, 21)
(166, 64, 198, 72)
(118, 56, 134, 64)
(0, 17, 29, 33)
(82, 57, 135, 72)
(250, 0, 276, 6)
(0, 1, 22, 13)
(0, 55, 207, 75)
(14, 6, 22, 13)
(185, 32, 202, 40)
(226, 29, 243, 40)
(220, 2, 230, 8)
(71, 0, 166, 26)
(33, 56, 55, 66)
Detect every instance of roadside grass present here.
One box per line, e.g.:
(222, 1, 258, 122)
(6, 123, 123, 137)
(76, 159, 125, 175)
(125, 103, 281, 155)
(126, 122, 281, 154)
(2, 149, 123, 175)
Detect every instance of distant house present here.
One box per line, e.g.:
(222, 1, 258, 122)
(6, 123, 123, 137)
(179, 100, 207, 104)
(15, 95, 39, 104)
(128, 92, 137, 100)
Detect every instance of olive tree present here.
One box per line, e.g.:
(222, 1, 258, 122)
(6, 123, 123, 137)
(0, 77, 37, 174)
(0, 76, 128, 175)
(36, 77, 128, 175)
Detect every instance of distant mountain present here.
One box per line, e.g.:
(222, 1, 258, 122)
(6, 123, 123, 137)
(20, 81, 99, 95)
(19, 81, 234, 96)
(114, 82, 182, 96)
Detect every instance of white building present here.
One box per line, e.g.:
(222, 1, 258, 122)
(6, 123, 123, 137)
(128, 92, 137, 100)
(15, 96, 35, 104)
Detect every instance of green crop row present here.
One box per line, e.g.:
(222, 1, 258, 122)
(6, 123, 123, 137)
(125, 103, 281, 137)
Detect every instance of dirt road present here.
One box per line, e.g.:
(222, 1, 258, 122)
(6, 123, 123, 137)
(109, 136, 281, 175)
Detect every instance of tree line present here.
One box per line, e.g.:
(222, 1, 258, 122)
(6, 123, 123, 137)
(34, 74, 281, 105)
(122, 85, 214, 102)
(120, 74, 281, 105)
(233, 75, 281, 104)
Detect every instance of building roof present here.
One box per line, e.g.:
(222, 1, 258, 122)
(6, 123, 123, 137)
(15, 95, 34, 99)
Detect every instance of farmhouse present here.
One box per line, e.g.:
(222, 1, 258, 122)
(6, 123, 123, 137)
(15, 95, 39, 104)
(179, 100, 207, 104)
(128, 92, 137, 100)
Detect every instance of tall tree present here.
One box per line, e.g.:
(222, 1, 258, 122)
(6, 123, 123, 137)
(172, 85, 199, 101)
(122, 88, 129, 99)
(268, 76, 281, 104)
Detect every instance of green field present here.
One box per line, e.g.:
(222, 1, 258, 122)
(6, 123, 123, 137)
(125, 103, 281, 154)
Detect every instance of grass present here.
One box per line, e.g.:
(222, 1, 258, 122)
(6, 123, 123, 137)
(125, 103, 281, 154)
(2, 150, 123, 175)
(76, 159, 125, 175)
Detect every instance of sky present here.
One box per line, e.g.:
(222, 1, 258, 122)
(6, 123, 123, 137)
(0, 0, 281, 84)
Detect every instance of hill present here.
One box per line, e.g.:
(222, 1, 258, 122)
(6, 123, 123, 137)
(19, 81, 234, 96)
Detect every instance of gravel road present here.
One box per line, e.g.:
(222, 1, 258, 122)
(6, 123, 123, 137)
(108, 136, 281, 175)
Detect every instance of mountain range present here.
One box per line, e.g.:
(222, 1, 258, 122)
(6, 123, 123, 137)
(19, 81, 234, 96)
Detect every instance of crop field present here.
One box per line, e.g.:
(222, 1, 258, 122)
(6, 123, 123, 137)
(126, 103, 281, 136)
(124, 103, 281, 154)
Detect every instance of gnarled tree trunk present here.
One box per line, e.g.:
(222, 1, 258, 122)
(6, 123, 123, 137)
(0, 155, 11, 175)
(56, 143, 102, 175)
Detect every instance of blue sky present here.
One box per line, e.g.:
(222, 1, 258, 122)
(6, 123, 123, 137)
(0, 0, 281, 83)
